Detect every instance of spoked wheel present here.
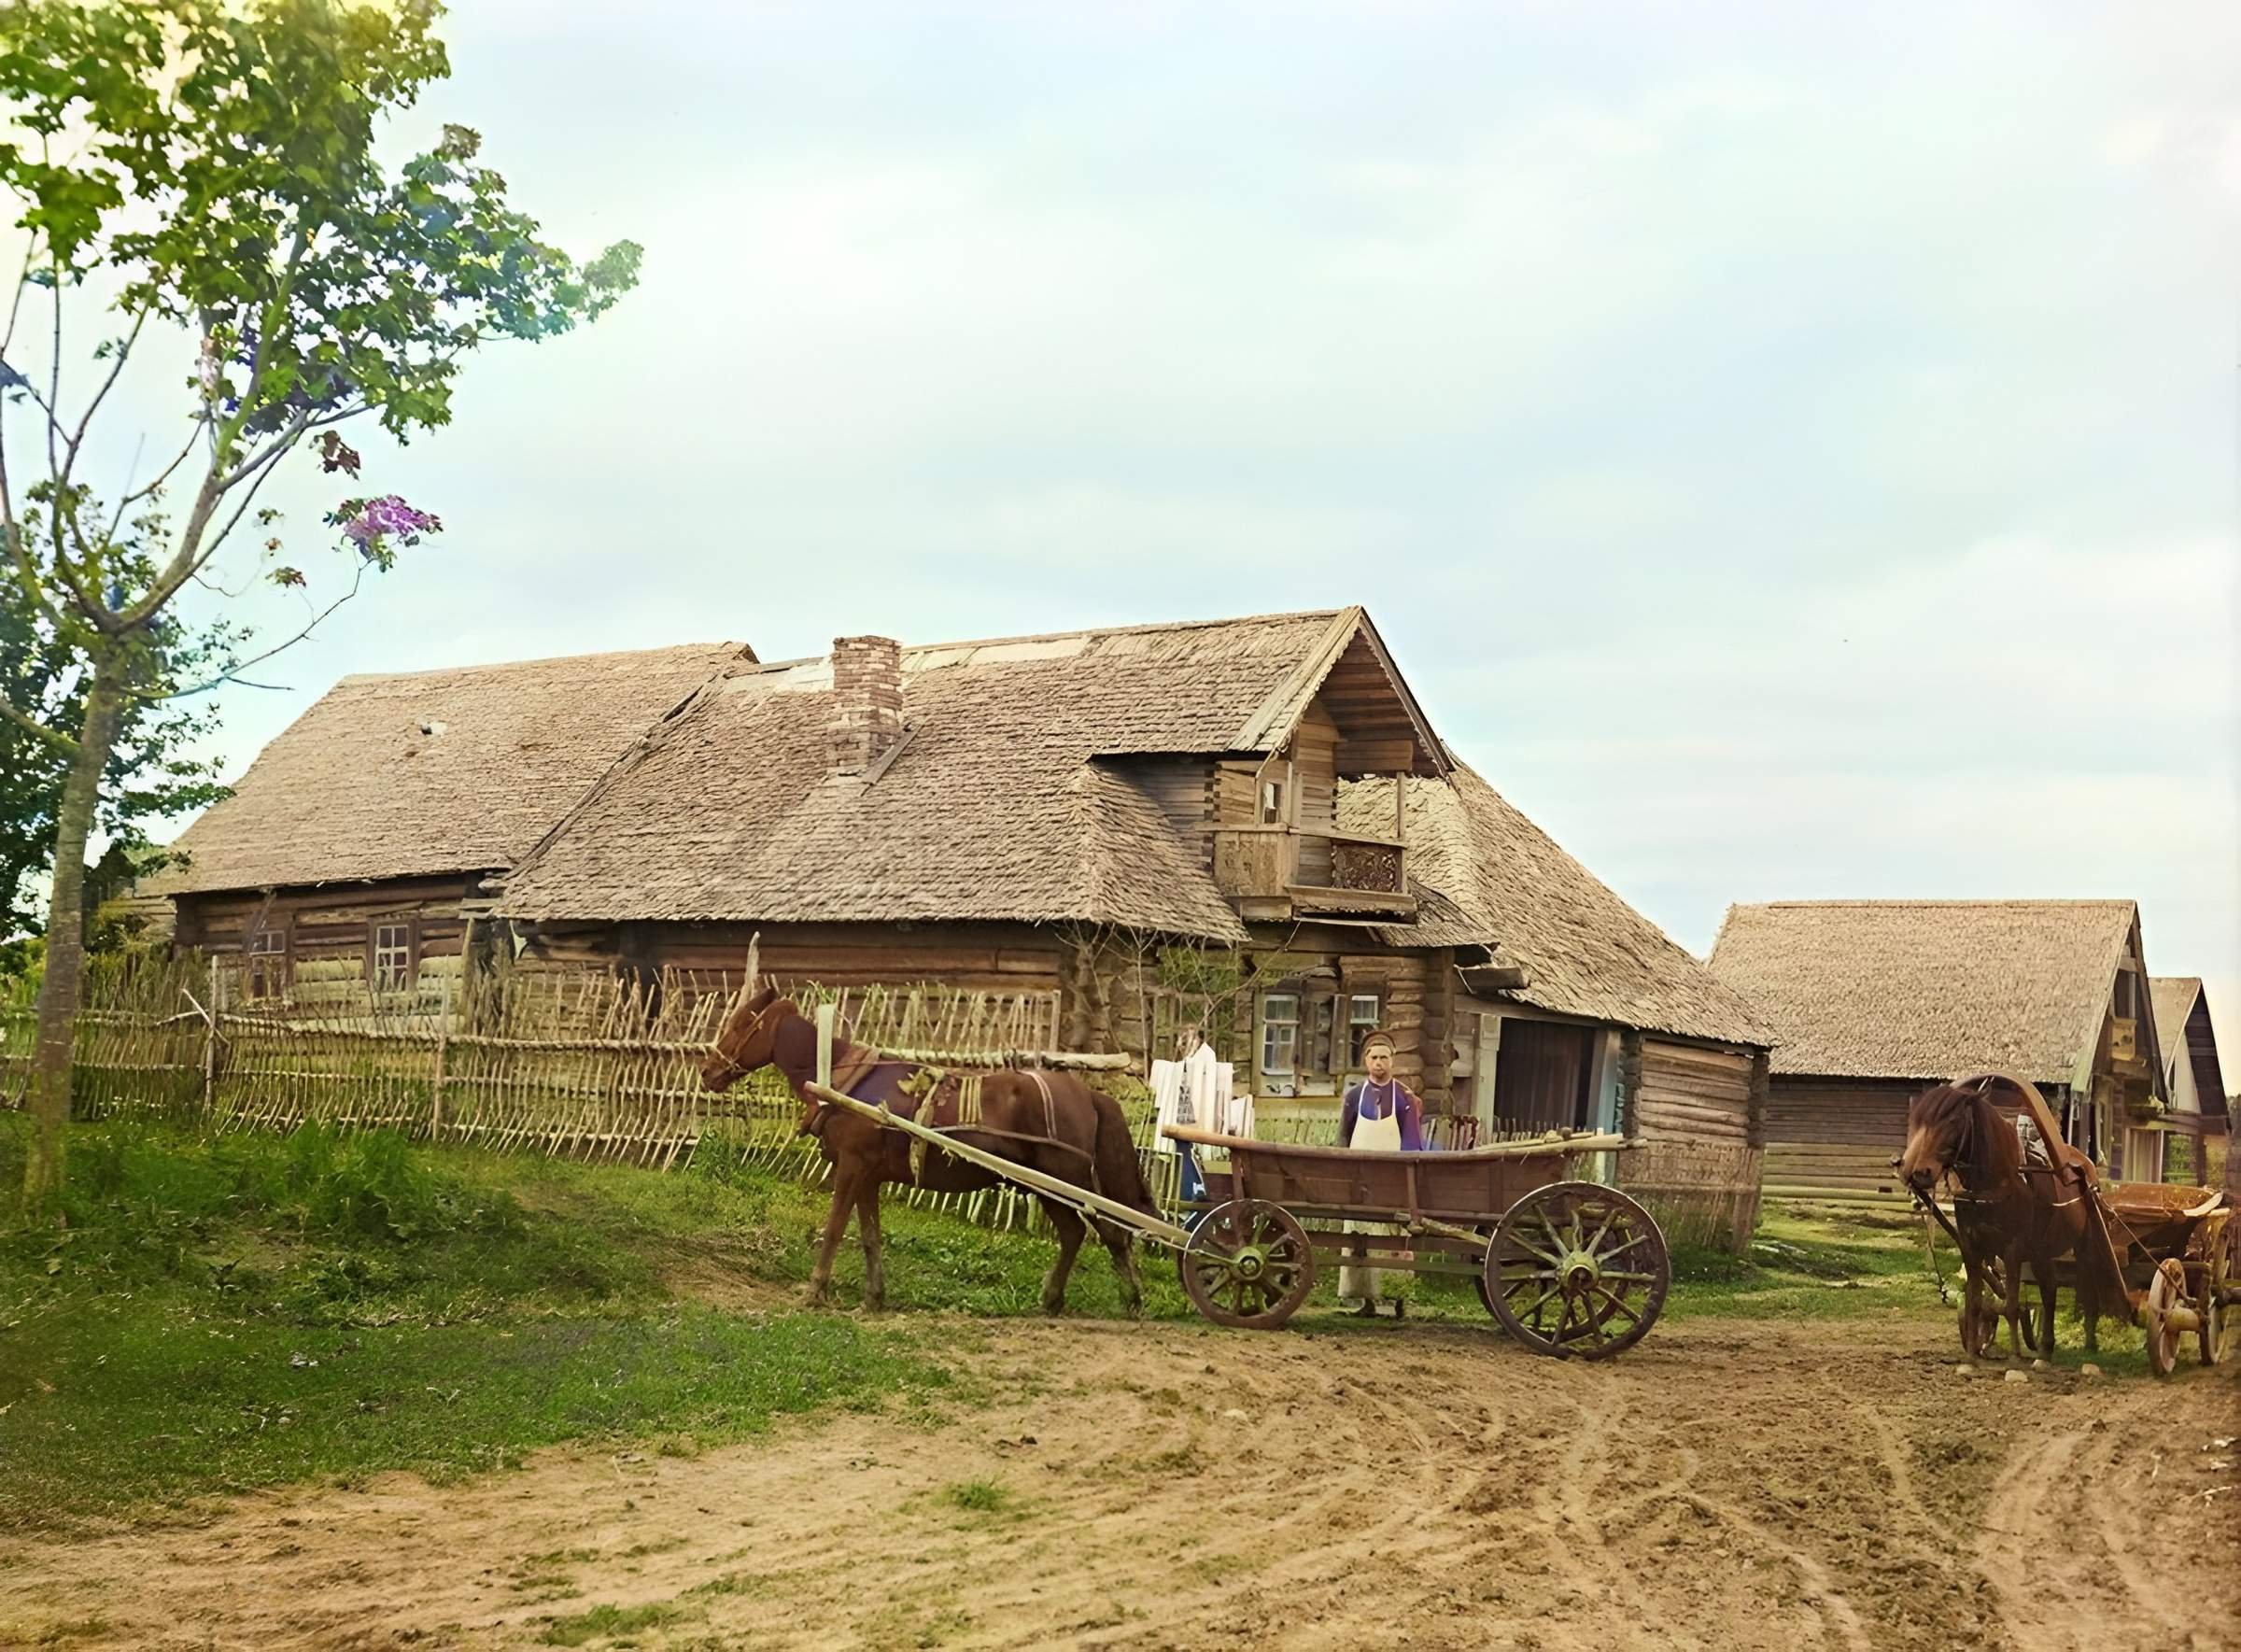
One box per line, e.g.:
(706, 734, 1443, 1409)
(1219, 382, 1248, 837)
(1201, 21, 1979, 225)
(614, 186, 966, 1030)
(1486, 1182, 1670, 1361)
(2142, 1258, 2187, 1379)
(1178, 1199, 1315, 1330)
(2199, 1219, 2231, 1367)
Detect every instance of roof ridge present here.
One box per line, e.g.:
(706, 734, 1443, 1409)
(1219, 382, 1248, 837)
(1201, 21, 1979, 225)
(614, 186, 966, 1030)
(336, 641, 743, 686)
(733, 608, 1352, 674)
(1733, 897, 2138, 911)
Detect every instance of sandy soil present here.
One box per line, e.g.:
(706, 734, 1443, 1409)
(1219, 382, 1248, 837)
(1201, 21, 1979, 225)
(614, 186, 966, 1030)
(2, 1312, 2234, 1651)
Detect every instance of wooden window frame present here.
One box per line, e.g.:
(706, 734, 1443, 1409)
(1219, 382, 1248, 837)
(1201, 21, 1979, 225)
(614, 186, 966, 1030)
(244, 918, 291, 1002)
(1259, 991, 1301, 1076)
(1346, 993, 1383, 1069)
(367, 916, 419, 996)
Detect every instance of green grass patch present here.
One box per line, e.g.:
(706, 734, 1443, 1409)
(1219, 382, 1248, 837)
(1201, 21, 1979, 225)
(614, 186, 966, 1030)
(939, 1476, 1010, 1513)
(538, 1601, 684, 1646)
(0, 1116, 947, 1531)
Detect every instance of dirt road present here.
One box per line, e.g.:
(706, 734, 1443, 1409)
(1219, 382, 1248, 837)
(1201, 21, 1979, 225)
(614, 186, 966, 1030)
(2, 1313, 2234, 1650)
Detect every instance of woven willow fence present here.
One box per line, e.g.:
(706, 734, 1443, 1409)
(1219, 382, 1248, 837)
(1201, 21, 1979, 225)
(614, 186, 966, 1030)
(3, 961, 1764, 1248)
(0, 959, 1148, 1234)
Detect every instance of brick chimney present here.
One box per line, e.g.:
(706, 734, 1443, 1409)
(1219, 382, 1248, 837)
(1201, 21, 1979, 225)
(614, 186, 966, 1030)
(828, 635, 904, 776)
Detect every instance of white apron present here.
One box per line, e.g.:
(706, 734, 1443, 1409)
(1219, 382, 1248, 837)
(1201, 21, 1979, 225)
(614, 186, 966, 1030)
(1338, 1102, 1402, 1304)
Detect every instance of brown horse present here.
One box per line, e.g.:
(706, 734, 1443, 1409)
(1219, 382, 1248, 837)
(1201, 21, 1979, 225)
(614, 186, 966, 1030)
(1898, 1075, 2111, 1359)
(699, 984, 1153, 1316)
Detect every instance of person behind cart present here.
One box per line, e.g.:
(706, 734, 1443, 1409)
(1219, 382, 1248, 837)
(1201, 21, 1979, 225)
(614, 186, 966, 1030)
(1338, 1029, 1426, 1317)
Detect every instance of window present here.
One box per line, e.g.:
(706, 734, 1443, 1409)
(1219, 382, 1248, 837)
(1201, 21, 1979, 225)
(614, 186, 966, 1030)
(245, 924, 289, 1001)
(370, 920, 416, 995)
(1346, 994, 1383, 1067)
(1259, 992, 1300, 1075)
(1260, 778, 1287, 825)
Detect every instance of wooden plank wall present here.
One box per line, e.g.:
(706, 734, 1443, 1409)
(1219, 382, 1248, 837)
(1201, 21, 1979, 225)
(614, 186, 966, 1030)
(1291, 705, 1339, 887)
(1633, 1039, 1754, 1144)
(1761, 1077, 1920, 1200)
(599, 921, 1069, 995)
(1116, 756, 1219, 874)
(174, 876, 482, 1011)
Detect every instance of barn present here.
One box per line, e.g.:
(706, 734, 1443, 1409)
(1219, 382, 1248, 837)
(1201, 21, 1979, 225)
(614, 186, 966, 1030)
(1707, 899, 2174, 1200)
(151, 607, 1770, 1179)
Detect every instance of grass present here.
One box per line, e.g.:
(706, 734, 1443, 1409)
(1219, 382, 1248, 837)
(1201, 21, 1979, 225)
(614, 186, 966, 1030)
(538, 1601, 684, 1646)
(0, 1116, 949, 1531)
(939, 1476, 1011, 1513)
(0, 1115, 2177, 1533)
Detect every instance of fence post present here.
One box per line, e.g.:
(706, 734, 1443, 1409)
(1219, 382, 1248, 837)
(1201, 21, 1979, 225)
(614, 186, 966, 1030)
(815, 1003, 836, 1090)
(203, 953, 219, 1115)
(431, 1027, 449, 1142)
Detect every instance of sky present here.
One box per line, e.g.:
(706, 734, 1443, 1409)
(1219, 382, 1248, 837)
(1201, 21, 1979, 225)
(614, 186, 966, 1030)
(21, 2, 2241, 1074)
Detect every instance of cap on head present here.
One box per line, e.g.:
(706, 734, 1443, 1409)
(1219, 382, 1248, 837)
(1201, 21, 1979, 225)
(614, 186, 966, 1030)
(1360, 1029, 1397, 1060)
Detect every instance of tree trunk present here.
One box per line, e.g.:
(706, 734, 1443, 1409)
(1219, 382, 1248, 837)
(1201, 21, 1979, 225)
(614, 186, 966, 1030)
(21, 654, 126, 1218)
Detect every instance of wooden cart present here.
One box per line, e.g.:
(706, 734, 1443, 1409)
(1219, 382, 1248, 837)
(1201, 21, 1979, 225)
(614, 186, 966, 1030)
(2092, 1179, 2232, 1377)
(799, 1081, 1671, 1359)
(1914, 1072, 2234, 1377)
(1165, 1124, 1672, 1360)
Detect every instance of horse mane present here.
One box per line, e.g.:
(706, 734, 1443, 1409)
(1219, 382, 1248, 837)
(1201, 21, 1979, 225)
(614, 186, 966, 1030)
(1913, 1080, 2023, 1186)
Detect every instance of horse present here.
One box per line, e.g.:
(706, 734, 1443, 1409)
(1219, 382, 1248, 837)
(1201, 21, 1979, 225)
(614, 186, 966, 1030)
(698, 983, 1154, 1317)
(1897, 1074, 2111, 1359)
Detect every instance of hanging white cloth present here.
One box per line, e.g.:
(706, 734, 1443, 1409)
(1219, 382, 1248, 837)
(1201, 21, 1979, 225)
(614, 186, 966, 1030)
(1153, 1046, 1247, 1147)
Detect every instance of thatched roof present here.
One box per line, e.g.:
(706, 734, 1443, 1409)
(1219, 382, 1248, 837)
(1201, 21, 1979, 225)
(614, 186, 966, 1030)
(2151, 977, 2228, 1124)
(1707, 900, 2139, 1082)
(153, 643, 748, 895)
(1340, 770, 1774, 1047)
(500, 611, 1441, 938)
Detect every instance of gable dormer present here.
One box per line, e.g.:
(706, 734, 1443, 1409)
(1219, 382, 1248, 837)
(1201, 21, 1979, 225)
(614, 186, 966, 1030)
(1208, 610, 1447, 923)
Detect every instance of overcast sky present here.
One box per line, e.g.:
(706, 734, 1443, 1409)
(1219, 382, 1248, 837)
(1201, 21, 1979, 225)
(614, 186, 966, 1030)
(37, 2, 2241, 1074)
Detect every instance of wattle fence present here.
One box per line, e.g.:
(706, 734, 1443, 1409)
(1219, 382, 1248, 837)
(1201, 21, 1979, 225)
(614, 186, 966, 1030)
(3, 958, 1762, 1250)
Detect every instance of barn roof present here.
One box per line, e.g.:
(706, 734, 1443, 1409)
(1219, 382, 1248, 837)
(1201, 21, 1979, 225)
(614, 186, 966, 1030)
(1706, 899, 2140, 1082)
(152, 643, 749, 895)
(2150, 977, 2229, 1125)
(1339, 770, 1775, 1048)
(498, 609, 1444, 939)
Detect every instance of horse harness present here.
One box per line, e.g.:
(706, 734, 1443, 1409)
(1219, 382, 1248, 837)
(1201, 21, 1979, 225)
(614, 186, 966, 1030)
(812, 1051, 1098, 1183)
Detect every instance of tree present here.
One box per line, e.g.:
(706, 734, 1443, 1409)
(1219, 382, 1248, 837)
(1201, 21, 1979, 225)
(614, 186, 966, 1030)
(3, 544, 229, 941)
(0, 0, 640, 1215)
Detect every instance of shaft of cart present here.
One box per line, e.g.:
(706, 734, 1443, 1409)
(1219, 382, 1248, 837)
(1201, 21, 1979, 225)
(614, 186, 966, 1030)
(802, 1080, 1197, 1251)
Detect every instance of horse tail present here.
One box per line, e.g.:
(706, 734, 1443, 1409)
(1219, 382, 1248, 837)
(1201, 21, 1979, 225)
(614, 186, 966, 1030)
(1089, 1089, 1158, 1218)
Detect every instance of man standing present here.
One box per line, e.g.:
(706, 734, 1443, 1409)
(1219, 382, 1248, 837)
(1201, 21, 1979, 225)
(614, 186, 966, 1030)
(1337, 1030, 1424, 1316)
(1341, 1031, 1425, 1151)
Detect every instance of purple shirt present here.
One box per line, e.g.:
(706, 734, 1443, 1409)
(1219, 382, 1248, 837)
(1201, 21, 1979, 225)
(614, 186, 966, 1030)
(1341, 1079, 1426, 1151)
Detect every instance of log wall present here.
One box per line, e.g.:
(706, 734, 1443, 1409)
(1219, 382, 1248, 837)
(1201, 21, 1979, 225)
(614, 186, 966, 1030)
(173, 875, 485, 1014)
(1634, 1038, 1755, 1144)
(1760, 1076, 1923, 1202)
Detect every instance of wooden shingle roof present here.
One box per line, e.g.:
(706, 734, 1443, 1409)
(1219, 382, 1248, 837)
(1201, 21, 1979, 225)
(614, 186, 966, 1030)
(2150, 977, 2228, 1124)
(153, 643, 749, 895)
(496, 612, 1431, 938)
(1340, 770, 1775, 1048)
(1707, 899, 2139, 1082)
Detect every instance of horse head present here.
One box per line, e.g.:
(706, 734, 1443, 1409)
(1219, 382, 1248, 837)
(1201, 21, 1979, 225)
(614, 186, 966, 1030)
(1898, 1084, 1975, 1192)
(1899, 1080, 2020, 1193)
(701, 982, 791, 1093)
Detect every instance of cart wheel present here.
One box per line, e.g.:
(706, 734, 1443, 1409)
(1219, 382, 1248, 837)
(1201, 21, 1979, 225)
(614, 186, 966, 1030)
(1486, 1181, 1669, 1361)
(2143, 1258, 2186, 1379)
(1178, 1199, 1315, 1330)
(2198, 1225, 2228, 1367)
